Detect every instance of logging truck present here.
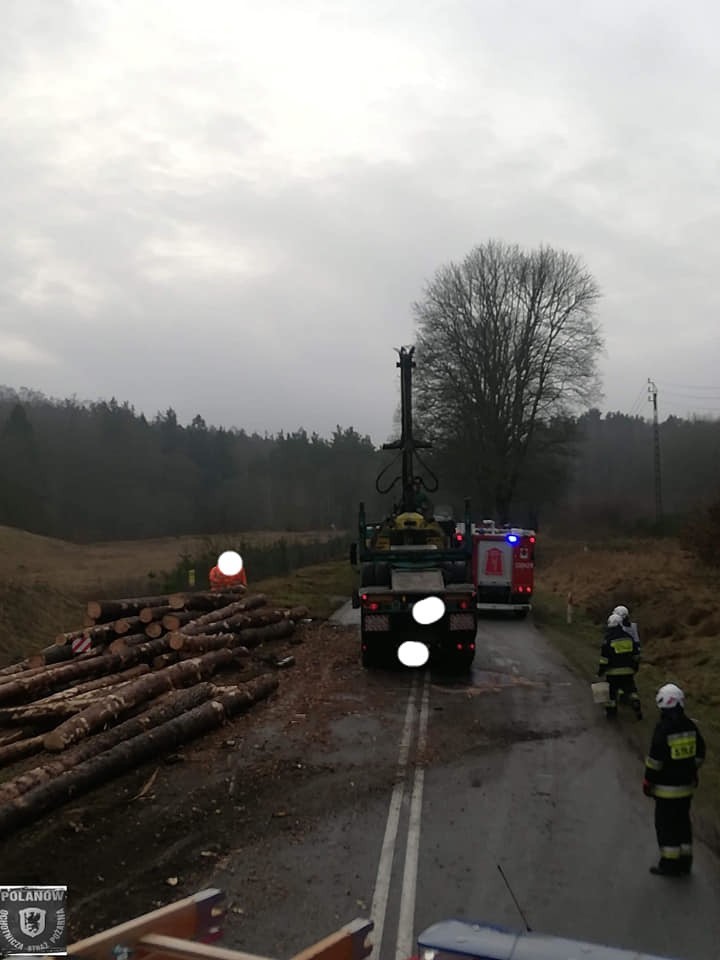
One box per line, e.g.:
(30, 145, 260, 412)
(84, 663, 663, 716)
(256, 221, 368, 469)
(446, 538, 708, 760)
(46, 887, 678, 960)
(349, 347, 477, 672)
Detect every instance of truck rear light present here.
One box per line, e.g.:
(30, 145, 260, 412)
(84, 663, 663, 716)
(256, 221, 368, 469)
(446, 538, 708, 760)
(369, 602, 380, 611)
(459, 599, 468, 610)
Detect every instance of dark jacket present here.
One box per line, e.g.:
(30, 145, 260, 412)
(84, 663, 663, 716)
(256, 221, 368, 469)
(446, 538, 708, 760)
(598, 625, 640, 678)
(644, 709, 706, 799)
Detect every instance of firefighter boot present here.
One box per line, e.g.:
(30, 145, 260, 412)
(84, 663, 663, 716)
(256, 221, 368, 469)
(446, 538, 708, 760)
(650, 860, 683, 877)
(631, 696, 642, 720)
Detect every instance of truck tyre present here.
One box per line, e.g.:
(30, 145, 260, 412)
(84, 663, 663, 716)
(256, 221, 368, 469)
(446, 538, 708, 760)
(514, 608, 528, 620)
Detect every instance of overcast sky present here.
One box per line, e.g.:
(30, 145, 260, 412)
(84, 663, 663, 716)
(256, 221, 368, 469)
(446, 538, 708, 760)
(2, 0, 720, 444)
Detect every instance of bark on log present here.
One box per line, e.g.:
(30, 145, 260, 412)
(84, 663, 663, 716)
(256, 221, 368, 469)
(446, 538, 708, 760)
(139, 604, 173, 624)
(152, 653, 179, 669)
(30, 645, 76, 668)
(283, 605, 310, 620)
(178, 609, 278, 639)
(0, 730, 25, 747)
(179, 596, 268, 635)
(168, 631, 248, 654)
(86, 595, 173, 622)
(168, 589, 247, 611)
(0, 735, 45, 768)
(0, 683, 220, 803)
(0, 662, 31, 678)
(43, 645, 247, 752)
(30, 664, 151, 706)
(0, 677, 279, 836)
(0, 664, 55, 686)
(232, 619, 295, 649)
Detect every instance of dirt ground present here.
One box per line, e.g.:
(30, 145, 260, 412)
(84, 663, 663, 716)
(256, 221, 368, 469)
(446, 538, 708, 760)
(0, 620, 382, 941)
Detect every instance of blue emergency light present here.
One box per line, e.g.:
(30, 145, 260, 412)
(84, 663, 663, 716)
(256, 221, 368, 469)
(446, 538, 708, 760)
(506, 534, 518, 544)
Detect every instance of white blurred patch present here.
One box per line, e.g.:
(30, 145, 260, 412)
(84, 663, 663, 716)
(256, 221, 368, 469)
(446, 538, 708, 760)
(412, 596, 445, 625)
(217, 550, 243, 575)
(398, 641, 429, 668)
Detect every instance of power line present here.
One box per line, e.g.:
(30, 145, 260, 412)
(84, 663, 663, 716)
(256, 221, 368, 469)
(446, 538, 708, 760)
(657, 379, 720, 389)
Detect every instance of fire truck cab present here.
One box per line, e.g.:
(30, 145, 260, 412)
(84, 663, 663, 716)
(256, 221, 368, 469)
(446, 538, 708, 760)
(471, 521, 536, 618)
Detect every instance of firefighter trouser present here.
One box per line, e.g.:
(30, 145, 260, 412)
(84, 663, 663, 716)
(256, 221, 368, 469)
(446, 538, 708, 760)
(606, 675, 641, 714)
(654, 796, 693, 873)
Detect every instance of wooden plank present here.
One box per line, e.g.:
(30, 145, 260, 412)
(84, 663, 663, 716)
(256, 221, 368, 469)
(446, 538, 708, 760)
(289, 919, 373, 960)
(138, 934, 274, 960)
(65, 890, 225, 960)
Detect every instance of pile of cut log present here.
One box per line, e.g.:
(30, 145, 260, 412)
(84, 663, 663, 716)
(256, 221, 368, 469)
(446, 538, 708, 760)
(0, 586, 309, 838)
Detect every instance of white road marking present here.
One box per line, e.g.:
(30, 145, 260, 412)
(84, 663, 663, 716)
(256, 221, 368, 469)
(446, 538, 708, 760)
(395, 673, 431, 960)
(369, 674, 419, 960)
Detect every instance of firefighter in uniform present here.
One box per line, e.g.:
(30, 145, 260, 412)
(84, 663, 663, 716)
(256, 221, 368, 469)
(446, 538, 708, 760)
(644, 683, 706, 875)
(613, 603, 641, 652)
(598, 612, 642, 719)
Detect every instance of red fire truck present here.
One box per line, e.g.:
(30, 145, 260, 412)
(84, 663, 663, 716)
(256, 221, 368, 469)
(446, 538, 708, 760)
(471, 521, 536, 618)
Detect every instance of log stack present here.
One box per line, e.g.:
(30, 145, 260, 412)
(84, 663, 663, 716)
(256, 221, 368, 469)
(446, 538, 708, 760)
(0, 588, 311, 838)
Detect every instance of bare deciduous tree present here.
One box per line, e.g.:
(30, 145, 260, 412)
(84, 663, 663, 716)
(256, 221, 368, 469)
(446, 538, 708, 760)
(412, 239, 603, 519)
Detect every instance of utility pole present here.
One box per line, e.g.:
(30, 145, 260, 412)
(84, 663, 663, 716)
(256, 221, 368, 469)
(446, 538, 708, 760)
(648, 379, 663, 534)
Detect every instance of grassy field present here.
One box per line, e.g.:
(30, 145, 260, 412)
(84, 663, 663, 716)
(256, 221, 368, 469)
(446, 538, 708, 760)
(533, 536, 720, 848)
(0, 525, 341, 594)
(0, 525, 348, 663)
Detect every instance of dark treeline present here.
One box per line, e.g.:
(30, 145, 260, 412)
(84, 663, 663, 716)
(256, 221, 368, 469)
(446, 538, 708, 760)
(0, 387, 387, 541)
(1, 386, 719, 541)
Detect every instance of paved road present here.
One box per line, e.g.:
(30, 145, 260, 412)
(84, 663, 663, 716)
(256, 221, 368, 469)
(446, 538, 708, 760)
(213, 605, 720, 960)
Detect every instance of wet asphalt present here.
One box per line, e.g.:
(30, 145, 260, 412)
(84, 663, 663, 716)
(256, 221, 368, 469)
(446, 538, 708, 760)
(209, 605, 720, 960)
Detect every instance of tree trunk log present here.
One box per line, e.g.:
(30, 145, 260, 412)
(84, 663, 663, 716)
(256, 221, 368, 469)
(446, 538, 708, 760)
(168, 632, 248, 654)
(31, 664, 151, 706)
(167, 589, 247, 611)
(86, 596, 174, 622)
(0, 639, 172, 707)
(139, 604, 173, 624)
(161, 611, 199, 631)
(283, 605, 310, 620)
(55, 624, 116, 647)
(234, 619, 295, 649)
(0, 677, 279, 837)
(0, 734, 46, 768)
(0, 662, 31, 678)
(178, 596, 268, 635)
(144, 622, 164, 639)
(152, 653, 179, 669)
(0, 731, 25, 748)
(0, 668, 153, 726)
(0, 683, 220, 803)
(112, 615, 145, 636)
(43, 643, 245, 752)
(108, 633, 153, 654)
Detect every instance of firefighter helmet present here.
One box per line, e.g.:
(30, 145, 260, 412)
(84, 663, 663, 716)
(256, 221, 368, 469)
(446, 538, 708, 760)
(607, 613, 623, 628)
(656, 683, 685, 710)
(613, 605, 629, 619)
